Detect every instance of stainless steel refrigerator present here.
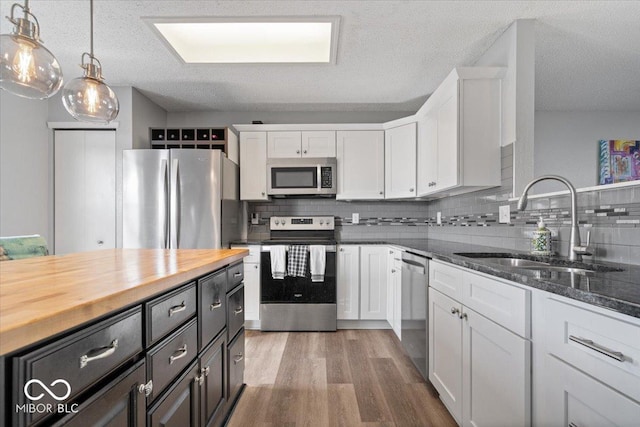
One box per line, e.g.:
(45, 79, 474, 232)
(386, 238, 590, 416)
(123, 149, 240, 249)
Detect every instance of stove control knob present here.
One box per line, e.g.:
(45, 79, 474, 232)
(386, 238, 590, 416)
(281, 219, 287, 225)
(319, 220, 324, 225)
(274, 220, 280, 225)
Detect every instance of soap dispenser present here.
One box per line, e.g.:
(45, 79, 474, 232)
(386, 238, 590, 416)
(531, 217, 552, 255)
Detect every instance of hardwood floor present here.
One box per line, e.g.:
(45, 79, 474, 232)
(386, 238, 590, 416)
(228, 329, 457, 427)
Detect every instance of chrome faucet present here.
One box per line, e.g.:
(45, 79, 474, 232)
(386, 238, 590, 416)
(517, 175, 591, 261)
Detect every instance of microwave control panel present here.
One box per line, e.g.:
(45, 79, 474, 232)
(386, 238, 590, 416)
(321, 167, 333, 188)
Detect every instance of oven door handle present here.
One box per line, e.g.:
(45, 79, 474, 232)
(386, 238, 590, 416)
(261, 245, 336, 253)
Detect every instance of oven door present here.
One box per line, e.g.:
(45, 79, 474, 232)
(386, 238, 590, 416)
(267, 158, 336, 196)
(260, 246, 336, 304)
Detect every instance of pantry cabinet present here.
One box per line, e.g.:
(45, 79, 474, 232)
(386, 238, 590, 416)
(385, 122, 417, 199)
(336, 131, 385, 200)
(240, 132, 268, 200)
(416, 67, 503, 198)
(428, 260, 531, 426)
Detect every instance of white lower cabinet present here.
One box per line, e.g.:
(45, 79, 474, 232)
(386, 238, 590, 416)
(387, 248, 403, 338)
(429, 260, 531, 427)
(360, 245, 388, 320)
(336, 245, 360, 320)
(232, 245, 260, 325)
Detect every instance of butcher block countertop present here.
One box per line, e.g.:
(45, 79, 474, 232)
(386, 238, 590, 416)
(0, 248, 248, 355)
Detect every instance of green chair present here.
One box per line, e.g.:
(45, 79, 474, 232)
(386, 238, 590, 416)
(0, 235, 49, 261)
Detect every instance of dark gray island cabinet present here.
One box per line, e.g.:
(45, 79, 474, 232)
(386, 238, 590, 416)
(0, 249, 247, 427)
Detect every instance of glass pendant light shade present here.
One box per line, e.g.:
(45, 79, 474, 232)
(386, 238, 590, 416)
(0, 3, 63, 99)
(62, 60, 119, 123)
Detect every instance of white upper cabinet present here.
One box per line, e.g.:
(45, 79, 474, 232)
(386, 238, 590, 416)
(240, 132, 268, 200)
(301, 131, 336, 157)
(416, 67, 503, 198)
(336, 130, 385, 200)
(267, 131, 302, 158)
(267, 131, 336, 158)
(385, 122, 417, 199)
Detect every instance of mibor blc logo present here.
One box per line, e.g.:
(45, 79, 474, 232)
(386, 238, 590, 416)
(16, 379, 79, 415)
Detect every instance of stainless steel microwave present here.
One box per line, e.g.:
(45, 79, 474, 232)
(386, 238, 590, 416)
(267, 157, 337, 196)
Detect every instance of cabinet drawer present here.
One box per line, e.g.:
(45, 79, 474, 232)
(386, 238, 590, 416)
(545, 297, 640, 402)
(462, 271, 530, 338)
(227, 329, 245, 405)
(429, 260, 463, 302)
(145, 282, 196, 346)
(231, 245, 260, 263)
(199, 270, 227, 350)
(227, 262, 244, 292)
(227, 285, 245, 341)
(147, 318, 198, 402)
(544, 355, 640, 427)
(14, 307, 142, 426)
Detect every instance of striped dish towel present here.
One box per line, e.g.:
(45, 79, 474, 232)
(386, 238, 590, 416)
(287, 245, 308, 277)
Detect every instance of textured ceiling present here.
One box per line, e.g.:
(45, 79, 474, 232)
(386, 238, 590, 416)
(1, 0, 639, 113)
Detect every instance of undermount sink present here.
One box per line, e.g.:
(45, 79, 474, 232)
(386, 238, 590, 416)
(455, 252, 624, 274)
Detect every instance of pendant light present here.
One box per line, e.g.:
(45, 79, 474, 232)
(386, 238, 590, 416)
(0, 0, 63, 99)
(62, 0, 118, 123)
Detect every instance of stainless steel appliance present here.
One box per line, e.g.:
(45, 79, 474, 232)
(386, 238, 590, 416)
(260, 216, 337, 331)
(123, 149, 240, 249)
(267, 157, 337, 196)
(401, 252, 429, 379)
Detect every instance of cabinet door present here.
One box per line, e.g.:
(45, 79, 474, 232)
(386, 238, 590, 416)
(336, 131, 385, 200)
(434, 89, 460, 192)
(385, 123, 417, 199)
(336, 245, 360, 320)
(392, 257, 402, 339)
(543, 354, 640, 427)
(428, 287, 463, 424)
(148, 361, 200, 427)
(386, 248, 399, 327)
(201, 333, 227, 427)
(240, 132, 268, 200)
(360, 246, 388, 320)
(267, 131, 302, 158)
(227, 329, 245, 407)
(301, 131, 336, 157)
(462, 308, 531, 427)
(416, 111, 438, 196)
(55, 130, 116, 254)
(52, 360, 146, 427)
(243, 262, 260, 322)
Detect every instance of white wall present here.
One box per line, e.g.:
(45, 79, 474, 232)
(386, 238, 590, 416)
(132, 88, 167, 149)
(166, 110, 411, 128)
(474, 19, 535, 196)
(534, 111, 640, 193)
(0, 92, 51, 246)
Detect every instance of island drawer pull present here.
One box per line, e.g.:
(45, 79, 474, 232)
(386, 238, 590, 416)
(233, 272, 242, 278)
(569, 335, 624, 362)
(169, 344, 188, 364)
(80, 339, 118, 368)
(210, 300, 222, 310)
(234, 306, 244, 315)
(168, 301, 186, 317)
(234, 353, 244, 364)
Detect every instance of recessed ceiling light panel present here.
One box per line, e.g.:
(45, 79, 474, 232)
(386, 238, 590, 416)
(146, 17, 340, 64)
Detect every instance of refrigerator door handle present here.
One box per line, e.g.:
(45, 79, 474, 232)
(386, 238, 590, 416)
(162, 159, 169, 249)
(170, 158, 181, 249)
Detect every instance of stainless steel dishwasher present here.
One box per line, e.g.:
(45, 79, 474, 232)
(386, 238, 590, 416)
(401, 251, 429, 380)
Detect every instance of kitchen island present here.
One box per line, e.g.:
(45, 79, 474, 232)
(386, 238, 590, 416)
(0, 248, 248, 427)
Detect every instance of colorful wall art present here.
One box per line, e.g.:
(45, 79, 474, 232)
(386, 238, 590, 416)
(599, 140, 640, 185)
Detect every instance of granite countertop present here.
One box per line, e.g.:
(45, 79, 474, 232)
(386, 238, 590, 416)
(231, 239, 640, 318)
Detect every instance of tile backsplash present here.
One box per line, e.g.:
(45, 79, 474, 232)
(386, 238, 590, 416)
(248, 144, 640, 265)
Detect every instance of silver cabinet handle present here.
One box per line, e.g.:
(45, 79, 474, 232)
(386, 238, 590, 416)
(210, 300, 222, 310)
(254, 264, 258, 269)
(569, 423, 578, 427)
(379, 191, 383, 195)
(97, 240, 104, 246)
(296, 150, 300, 154)
(460, 312, 468, 320)
(294, 293, 303, 298)
(339, 248, 344, 252)
(169, 344, 188, 364)
(569, 335, 624, 362)
(80, 339, 118, 368)
(409, 188, 414, 192)
(168, 301, 186, 317)
(137, 380, 153, 397)
(233, 272, 242, 278)
(451, 307, 460, 315)
(261, 192, 265, 196)
(202, 366, 210, 377)
(303, 150, 307, 154)
(234, 306, 244, 315)
(391, 269, 396, 273)
(234, 353, 244, 364)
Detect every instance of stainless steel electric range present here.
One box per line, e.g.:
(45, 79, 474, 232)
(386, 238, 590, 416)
(260, 216, 337, 331)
